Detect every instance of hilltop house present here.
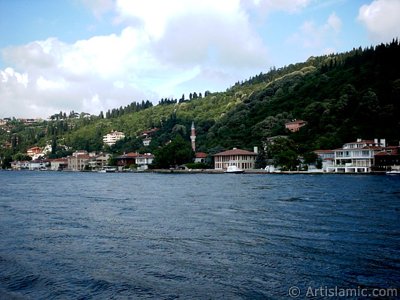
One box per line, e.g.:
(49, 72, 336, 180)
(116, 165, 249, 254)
(213, 148, 257, 170)
(103, 130, 125, 146)
(327, 138, 386, 173)
(285, 119, 307, 132)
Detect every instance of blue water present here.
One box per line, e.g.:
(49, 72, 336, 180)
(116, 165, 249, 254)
(0, 172, 399, 299)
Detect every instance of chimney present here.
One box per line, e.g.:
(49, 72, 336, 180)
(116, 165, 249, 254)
(233, 147, 237, 150)
(253, 146, 258, 154)
(357, 138, 362, 142)
(374, 138, 378, 145)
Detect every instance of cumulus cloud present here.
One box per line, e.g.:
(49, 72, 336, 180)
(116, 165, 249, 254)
(358, 0, 400, 42)
(287, 12, 342, 54)
(0, 0, 272, 118)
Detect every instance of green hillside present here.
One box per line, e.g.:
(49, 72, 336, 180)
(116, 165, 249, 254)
(1, 40, 400, 168)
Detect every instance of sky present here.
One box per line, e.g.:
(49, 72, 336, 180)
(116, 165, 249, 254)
(0, 0, 399, 118)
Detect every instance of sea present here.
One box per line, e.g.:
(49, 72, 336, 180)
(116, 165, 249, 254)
(0, 171, 399, 299)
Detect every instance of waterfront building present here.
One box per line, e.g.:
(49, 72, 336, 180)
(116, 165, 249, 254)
(194, 152, 207, 163)
(314, 149, 334, 172)
(213, 148, 257, 170)
(327, 138, 385, 173)
(135, 153, 154, 170)
(50, 158, 68, 171)
(68, 151, 90, 171)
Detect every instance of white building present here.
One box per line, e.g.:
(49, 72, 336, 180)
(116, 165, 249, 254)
(103, 130, 125, 146)
(136, 153, 154, 170)
(327, 139, 385, 173)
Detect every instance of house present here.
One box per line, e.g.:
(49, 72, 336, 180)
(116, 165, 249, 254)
(103, 130, 125, 146)
(11, 161, 30, 170)
(50, 158, 68, 171)
(27, 146, 43, 158)
(285, 119, 307, 132)
(213, 148, 257, 170)
(116, 152, 139, 168)
(28, 159, 50, 170)
(141, 128, 159, 146)
(314, 150, 334, 172)
(88, 153, 111, 171)
(135, 153, 154, 170)
(68, 151, 90, 171)
(327, 138, 386, 173)
(374, 146, 400, 171)
(194, 152, 207, 163)
(143, 137, 152, 146)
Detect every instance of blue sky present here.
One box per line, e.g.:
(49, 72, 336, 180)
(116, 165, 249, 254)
(0, 0, 399, 118)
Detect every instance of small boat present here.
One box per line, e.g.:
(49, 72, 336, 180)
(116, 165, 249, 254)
(99, 166, 117, 173)
(386, 170, 400, 175)
(225, 165, 244, 174)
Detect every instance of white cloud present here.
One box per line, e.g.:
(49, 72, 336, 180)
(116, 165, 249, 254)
(1, 0, 271, 118)
(358, 0, 400, 42)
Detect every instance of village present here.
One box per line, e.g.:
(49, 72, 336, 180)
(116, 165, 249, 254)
(7, 119, 400, 174)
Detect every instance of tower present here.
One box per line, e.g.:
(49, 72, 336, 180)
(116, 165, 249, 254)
(190, 121, 196, 152)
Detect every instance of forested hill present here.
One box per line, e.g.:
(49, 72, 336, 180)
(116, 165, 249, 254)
(1, 40, 400, 164)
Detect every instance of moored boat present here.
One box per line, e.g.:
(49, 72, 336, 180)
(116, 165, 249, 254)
(225, 165, 244, 174)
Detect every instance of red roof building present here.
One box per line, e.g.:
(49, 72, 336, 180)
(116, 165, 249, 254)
(285, 119, 307, 132)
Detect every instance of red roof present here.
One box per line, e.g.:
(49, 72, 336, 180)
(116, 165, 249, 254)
(314, 150, 334, 153)
(118, 152, 139, 159)
(195, 152, 207, 158)
(214, 148, 257, 156)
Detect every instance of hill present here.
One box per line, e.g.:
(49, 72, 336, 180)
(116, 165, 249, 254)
(1, 40, 399, 168)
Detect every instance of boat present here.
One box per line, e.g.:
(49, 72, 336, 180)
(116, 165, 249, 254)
(386, 170, 400, 175)
(98, 166, 117, 173)
(225, 165, 244, 174)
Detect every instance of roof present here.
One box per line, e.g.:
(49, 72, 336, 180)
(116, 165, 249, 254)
(285, 119, 307, 125)
(314, 149, 334, 153)
(137, 154, 154, 159)
(213, 148, 257, 156)
(117, 152, 139, 159)
(195, 152, 208, 158)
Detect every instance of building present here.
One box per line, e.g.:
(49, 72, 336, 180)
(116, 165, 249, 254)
(314, 150, 334, 172)
(285, 119, 307, 132)
(194, 152, 207, 163)
(141, 128, 159, 146)
(27, 146, 42, 158)
(374, 146, 400, 171)
(103, 130, 125, 146)
(116, 152, 139, 168)
(28, 159, 50, 170)
(135, 153, 154, 170)
(50, 158, 68, 171)
(68, 151, 90, 171)
(190, 121, 196, 152)
(11, 161, 30, 170)
(213, 148, 257, 170)
(327, 138, 385, 173)
(88, 153, 111, 171)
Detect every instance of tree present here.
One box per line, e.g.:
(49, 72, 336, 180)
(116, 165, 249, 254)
(153, 135, 194, 168)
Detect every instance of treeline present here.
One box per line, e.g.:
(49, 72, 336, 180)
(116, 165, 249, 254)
(103, 100, 153, 119)
(206, 39, 400, 155)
